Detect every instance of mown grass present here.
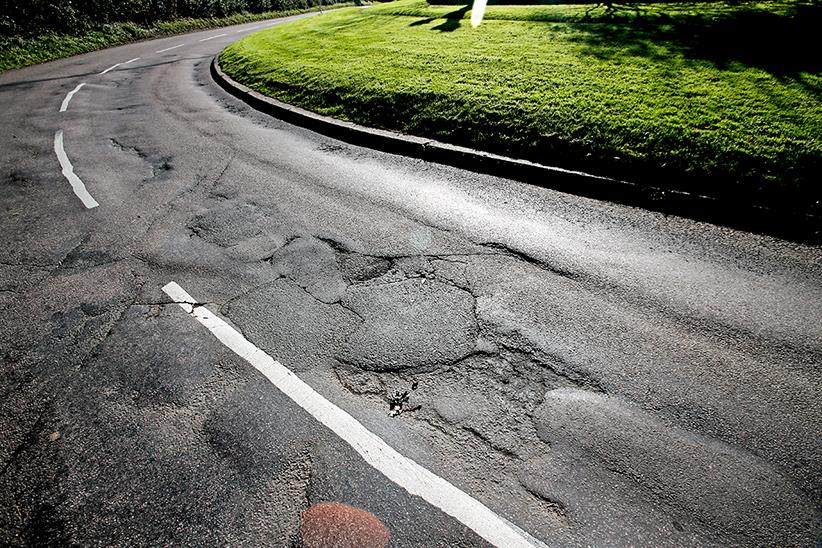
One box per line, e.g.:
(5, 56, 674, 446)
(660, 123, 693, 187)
(0, 5, 353, 72)
(220, 0, 821, 206)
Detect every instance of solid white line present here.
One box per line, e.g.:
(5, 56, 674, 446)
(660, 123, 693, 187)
(100, 62, 122, 74)
(161, 281, 547, 548)
(156, 44, 184, 53)
(59, 83, 86, 112)
(53, 131, 99, 209)
(199, 33, 227, 42)
(124, 57, 140, 64)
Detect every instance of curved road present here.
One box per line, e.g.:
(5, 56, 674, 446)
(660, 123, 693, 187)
(1, 13, 820, 546)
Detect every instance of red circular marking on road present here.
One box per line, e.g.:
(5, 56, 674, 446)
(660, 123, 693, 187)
(299, 502, 390, 548)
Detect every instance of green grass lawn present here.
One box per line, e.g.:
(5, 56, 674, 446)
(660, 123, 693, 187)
(0, 5, 352, 72)
(220, 0, 821, 206)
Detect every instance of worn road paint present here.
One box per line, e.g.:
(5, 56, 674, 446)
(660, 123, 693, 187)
(60, 83, 86, 112)
(101, 57, 138, 74)
(100, 63, 122, 75)
(235, 25, 263, 33)
(161, 281, 547, 548)
(199, 33, 227, 42)
(53, 130, 99, 209)
(156, 44, 184, 53)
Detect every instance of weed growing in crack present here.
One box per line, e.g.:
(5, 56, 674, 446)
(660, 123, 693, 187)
(387, 389, 409, 417)
(387, 380, 421, 417)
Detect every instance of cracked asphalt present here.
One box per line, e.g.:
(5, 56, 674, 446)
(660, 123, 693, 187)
(1, 12, 821, 547)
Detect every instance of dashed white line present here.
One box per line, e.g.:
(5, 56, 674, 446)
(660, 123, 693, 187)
(235, 25, 263, 33)
(53, 131, 99, 209)
(101, 57, 139, 74)
(199, 33, 227, 42)
(161, 281, 547, 548)
(100, 63, 122, 74)
(59, 83, 86, 112)
(156, 44, 185, 53)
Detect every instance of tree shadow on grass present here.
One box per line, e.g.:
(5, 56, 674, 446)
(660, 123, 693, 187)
(409, 5, 471, 32)
(568, 3, 822, 81)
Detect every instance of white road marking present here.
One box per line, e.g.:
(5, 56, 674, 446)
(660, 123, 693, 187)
(162, 281, 547, 548)
(199, 33, 227, 42)
(156, 44, 185, 53)
(101, 57, 139, 74)
(59, 83, 86, 112)
(53, 131, 99, 209)
(235, 25, 263, 33)
(100, 63, 122, 74)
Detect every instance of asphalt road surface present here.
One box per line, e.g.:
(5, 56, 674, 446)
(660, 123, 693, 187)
(1, 13, 820, 547)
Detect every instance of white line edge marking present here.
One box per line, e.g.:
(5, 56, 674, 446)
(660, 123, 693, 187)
(199, 33, 227, 42)
(124, 57, 140, 64)
(59, 83, 86, 112)
(161, 281, 546, 548)
(53, 131, 99, 209)
(156, 44, 184, 53)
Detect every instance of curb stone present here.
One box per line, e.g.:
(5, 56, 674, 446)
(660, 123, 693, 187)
(211, 56, 820, 243)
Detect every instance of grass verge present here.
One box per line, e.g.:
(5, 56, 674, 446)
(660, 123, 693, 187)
(0, 4, 353, 73)
(220, 0, 821, 209)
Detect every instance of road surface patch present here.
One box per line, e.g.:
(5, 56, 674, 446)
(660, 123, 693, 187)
(532, 387, 818, 544)
(161, 280, 546, 547)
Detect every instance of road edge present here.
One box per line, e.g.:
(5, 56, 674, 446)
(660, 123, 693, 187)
(210, 56, 820, 243)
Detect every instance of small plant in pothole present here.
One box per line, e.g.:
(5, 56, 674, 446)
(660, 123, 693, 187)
(387, 381, 419, 417)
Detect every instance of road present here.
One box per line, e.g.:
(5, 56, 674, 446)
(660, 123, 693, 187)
(1, 13, 820, 546)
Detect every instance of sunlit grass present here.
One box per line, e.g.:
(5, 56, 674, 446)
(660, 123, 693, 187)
(0, 5, 354, 72)
(221, 0, 821, 201)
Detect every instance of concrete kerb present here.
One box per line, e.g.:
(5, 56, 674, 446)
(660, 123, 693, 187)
(210, 55, 820, 243)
